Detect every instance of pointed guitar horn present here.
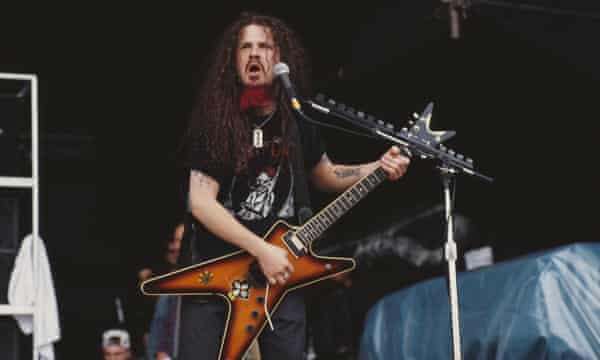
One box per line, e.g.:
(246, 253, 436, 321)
(413, 102, 456, 145)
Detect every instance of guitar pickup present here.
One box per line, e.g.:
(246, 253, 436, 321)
(283, 231, 307, 258)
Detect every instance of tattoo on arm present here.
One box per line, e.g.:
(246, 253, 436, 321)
(191, 170, 210, 186)
(333, 167, 361, 179)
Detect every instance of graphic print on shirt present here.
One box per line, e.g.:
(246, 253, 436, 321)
(224, 162, 295, 222)
(237, 166, 280, 221)
(223, 135, 295, 222)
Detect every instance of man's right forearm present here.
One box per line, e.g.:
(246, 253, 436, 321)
(190, 198, 266, 257)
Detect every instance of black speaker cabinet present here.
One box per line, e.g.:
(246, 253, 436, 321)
(0, 317, 20, 360)
(0, 196, 19, 303)
(0, 196, 20, 360)
(0, 197, 19, 252)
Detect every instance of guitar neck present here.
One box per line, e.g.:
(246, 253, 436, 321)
(296, 166, 388, 246)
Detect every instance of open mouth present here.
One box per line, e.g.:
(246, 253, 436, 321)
(247, 63, 262, 74)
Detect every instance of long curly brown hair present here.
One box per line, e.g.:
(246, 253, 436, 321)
(184, 11, 312, 174)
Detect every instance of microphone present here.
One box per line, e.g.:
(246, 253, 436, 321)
(274, 62, 302, 111)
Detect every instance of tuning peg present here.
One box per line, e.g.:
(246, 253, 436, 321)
(347, 107, 355, 115)
(327, 99, 336, 106)
(457, 154, 464, 161)
(315, 93, 326, 102)
(448, 149, 456, 156)
(386, 123, 394, 131)
(366, 115, 375, 122)
(357, 111, 365, 118)
(401, 127, 408, 133)
(377, 120, 385, 127)
(466, 158, 474, 165)
(412, 112, 419, 120)
(439, 144, 447, 152)
(337, 103, 346, 111)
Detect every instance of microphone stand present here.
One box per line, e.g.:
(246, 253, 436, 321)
(299, 98, 493, 360)
(440, 165, 462, 360)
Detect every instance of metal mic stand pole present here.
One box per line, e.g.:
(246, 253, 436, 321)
(303, 95, 495, 360)
(440, 165, 462, 360)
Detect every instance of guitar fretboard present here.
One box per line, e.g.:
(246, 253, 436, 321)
(296, 167, 387, 245)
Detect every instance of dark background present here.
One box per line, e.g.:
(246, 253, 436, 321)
(1, 1, 599, 358)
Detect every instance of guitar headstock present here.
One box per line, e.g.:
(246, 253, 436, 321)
(312, 94, 474, 170)
(410, 102, 455, 145)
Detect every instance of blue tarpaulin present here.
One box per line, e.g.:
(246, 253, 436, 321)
(359, 242, 600, 359)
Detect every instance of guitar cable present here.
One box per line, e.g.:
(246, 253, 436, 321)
(264, 283, 275, 331)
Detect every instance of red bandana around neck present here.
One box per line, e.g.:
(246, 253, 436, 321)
(239, 86, 274, 112)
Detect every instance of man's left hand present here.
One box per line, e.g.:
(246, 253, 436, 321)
(379, 146, 410, 181)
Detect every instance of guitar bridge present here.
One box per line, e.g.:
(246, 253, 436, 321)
(283, 231, 306, 258)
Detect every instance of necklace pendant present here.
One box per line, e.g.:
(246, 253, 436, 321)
(253, 128, 263, 148)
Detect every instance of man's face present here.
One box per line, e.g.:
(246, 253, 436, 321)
(103, 345, 130, 360)
(236, 24, 280, 88)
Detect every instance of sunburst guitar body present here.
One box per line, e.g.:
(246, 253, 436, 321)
(141, 220, 355, 360)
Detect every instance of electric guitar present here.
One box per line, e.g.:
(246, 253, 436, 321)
(141, 98, 469, 360)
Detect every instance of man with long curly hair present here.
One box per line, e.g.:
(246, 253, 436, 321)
(179, 11, 410, 360)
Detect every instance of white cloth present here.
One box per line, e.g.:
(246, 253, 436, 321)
(8, 234, 61, 360)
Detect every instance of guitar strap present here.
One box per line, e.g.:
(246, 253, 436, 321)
(182, 199, 199, 265)
(288, 113, 314, 225)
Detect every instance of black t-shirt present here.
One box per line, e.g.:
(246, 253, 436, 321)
(182, 110, 325, 263)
